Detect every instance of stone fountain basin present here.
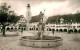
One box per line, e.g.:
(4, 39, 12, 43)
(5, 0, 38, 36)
(20, 36, 63, 48)
(0, 31, 19, 36)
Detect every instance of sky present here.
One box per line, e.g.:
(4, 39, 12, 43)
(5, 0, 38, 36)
(0, 0, 80, 18)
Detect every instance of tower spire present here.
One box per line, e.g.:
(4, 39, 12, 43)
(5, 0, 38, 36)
(26, 4, 31, 30)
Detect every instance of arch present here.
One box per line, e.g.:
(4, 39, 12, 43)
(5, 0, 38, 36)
(21, 28, 23, 30)
(78, 29, 80, 33)
(74, 29, 77, 33)
(49, 28, 51, 31)
(18, 28, 21, 29)
(24, 28, 26, 30)
(30, 28, 32, 30)
(11, 27, 13, 30)
(7, 27, 10, 30)
(59, 29, 63, 32)
(52, 29, 55, 31)
(32, 28, 33, 30)
(36, 28, 38, 30)
(68, 29, 73, 33)
(64, 29, 67, 32)
(56, 29, 58, 31)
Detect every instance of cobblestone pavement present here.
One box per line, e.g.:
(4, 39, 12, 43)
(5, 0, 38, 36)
(0, 31, 80, 50)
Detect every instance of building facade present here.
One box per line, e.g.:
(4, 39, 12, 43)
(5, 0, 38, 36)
(5, 15, 27, 31)
(28, 17, 80, 33)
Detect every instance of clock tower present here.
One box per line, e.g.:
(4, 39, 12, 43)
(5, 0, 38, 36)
(26, 4, 31, 30)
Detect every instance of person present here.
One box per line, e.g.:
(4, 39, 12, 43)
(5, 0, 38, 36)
(21, 28, 23, 34)
(52, 29, 55, 35)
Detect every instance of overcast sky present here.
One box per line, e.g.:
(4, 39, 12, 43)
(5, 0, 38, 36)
(0, 0, 80, 18)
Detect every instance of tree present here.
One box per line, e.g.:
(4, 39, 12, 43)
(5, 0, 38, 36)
(0, 3, 20, 36)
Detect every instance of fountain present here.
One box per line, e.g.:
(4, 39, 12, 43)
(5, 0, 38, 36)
(19, 4, 63, 48)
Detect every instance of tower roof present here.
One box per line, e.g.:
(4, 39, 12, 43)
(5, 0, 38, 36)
(27, 4, 30, 7)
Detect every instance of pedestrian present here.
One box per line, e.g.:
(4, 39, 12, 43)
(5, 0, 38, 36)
(21, 28, 23, 34)
(52, 29, 55, 35)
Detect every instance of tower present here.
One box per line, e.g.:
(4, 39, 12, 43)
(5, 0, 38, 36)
(26, 4, 31, 23)
(26, 4, 31, 30)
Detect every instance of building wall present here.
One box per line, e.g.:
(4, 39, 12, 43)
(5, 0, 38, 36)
(28, 22, 80, 32)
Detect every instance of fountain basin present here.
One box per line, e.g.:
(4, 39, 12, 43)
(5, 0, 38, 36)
(0, 31, 19, 36)
(20, 36, 63, 48)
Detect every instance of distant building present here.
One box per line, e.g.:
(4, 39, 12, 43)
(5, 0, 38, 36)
(28, 15, 80, 33)
(16, 15, 27, 30)
(45, 22, 80, 32)
(6, 15, 27, 31)
(45, 17, 80, 33)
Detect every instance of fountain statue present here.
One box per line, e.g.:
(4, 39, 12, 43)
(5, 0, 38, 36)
(37, 11, 45, 40)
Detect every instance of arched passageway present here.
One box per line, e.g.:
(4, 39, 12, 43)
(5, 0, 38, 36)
(30, 28, 32, 30)
(68, 29, 73, 33)
(78, 29, 80, 33)
(64, 29, 67, 32)
(36, 28, 38, 30)
(59, 29, 63, 32)
(24, 28, 26, 30)
(32, 28, 33, 30)
(49, 28, 52, 31)
(56, 29, 58, 31)
(74, 29, 77, 33)
(7, 27, 10, 30)
(52, 29, 55, 31)
(18, 28, 21, 30)
(11, 27, 13, 30)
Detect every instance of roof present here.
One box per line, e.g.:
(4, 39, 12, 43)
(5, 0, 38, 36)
(47, 13, 80, 23)
(29, 15, 40, 23)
